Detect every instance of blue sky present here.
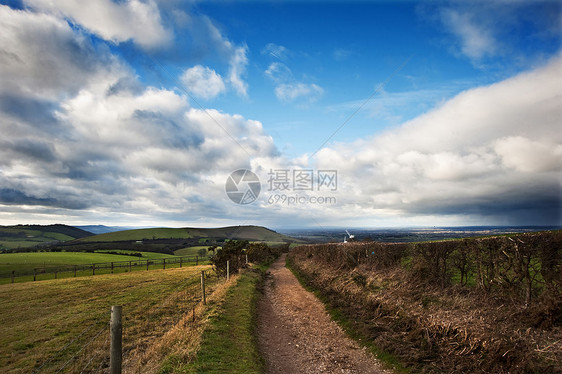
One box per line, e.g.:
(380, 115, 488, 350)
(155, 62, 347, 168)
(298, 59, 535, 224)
(0, 0, 560, 228)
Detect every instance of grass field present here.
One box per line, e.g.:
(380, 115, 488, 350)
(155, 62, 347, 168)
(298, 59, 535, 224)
(0, 251, 177, 273)
(0, 251, 206, 284)
(78, 228, 194, 242)
(174, 246, 214, 257)
(0, 265, 219, 373)
(0, 225, 91, 250)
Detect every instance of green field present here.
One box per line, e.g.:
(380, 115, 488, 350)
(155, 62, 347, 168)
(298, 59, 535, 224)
(174, 246, 215, 257)
(78, 227, 194, 242)
(94, 249, 179, 260)
(0, 265, 219, 373)
(0, 229, 74, 249)
(0, 225, 92, 250)
(78, 225, 300, 243)
(0, 251, 176, 273)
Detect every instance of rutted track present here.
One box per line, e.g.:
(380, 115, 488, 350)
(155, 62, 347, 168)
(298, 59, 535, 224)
(257, 254, 388, 374)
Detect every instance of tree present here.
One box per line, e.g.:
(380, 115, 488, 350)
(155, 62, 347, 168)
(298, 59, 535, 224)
(210, 240, 248, 277)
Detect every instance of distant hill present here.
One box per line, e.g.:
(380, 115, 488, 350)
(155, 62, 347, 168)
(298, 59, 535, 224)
(75, 225, 140, 235)
(0, 224, 93, 250)
(77, 225, 300, 244)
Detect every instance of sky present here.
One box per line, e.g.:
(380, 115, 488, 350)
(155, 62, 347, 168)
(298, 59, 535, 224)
(0, 0, 560, 229)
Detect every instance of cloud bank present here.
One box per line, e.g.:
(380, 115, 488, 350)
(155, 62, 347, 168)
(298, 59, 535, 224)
(0, 5, 276, 225)
(313, 54, 562, 225)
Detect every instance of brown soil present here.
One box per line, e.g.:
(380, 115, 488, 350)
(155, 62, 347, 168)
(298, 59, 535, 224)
(257, 254, 389, 374)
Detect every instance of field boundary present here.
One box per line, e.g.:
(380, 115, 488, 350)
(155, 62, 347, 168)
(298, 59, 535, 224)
(0, 255, 206, 284)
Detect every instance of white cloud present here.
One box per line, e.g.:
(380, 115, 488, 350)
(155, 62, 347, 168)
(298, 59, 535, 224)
(494, 136, 562, 173)
(0, 4, 279, 225)
(440, 8, 496, 61)
(265, 62, 293, 84)
(181, 65, 226, 100)
(265, 62, 324, 104)
(24, 0, 172, 49)
(0, 6, 122, 99)
(312, 54, 562, 225)
(194, 17, 249, 97)
(275, 83, 324, 103)
(228, 45, 249, 97)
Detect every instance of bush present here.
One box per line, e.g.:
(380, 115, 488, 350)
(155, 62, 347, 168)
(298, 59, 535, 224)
(210, 240, 248, 277)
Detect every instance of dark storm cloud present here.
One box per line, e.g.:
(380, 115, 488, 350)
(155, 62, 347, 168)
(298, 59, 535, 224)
(0, 188, 88, 209)
(0, 95, 59, 128)
(409, 185, 561, 225)
(10, 139, 57, 162)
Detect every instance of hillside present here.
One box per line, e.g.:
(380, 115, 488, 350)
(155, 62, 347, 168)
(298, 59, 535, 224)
(77, 225, 298, 244)
(0, 224, 92, 250)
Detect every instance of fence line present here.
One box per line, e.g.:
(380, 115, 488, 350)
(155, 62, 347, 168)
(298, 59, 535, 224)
(31, 267, 221, 373)
(1, 255, 206, 283)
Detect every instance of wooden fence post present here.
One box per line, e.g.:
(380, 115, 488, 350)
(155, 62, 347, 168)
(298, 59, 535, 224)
(146, 260, 149, 271)
(54, 271, 57, 279)
(34, 269, 36, 281)
(93, 264, 95, 275)
(129, 261, 131, 272)
(201, 271, 206, 305)
(110, 305, 122, 374)
(246, 254, 248, 264)
(163, 259, 166, 270)
(74, 265, 77, 277)
(196, 256, 198, 265)
(227, 260, 230, 281)
(11, 270, 14, 284)
(111, 262, 114, 274)
(180, 257, 183, 268)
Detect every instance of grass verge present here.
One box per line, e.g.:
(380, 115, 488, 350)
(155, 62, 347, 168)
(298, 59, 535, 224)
(286, 255, 408, 373)
(188, 270, 264, 373)
(176, 267, 266, 374)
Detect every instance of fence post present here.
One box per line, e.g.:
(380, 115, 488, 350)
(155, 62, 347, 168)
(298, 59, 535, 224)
(146, 260, 149, 271)
(246, 254, 248, 264)
(129, 261, 131, 272)
(93, 264, 95, 276)
(74, 265, 77, 277)
(196, 256, 198, 265)
(11, 270, 14, 284)
(110, 305, 122, 374)
(111, 262, 114, 274)
(201, 271, 206, 305)
(34, 269, 37, 282)
(54, 271, 57, 280)
(163, 259, 166, 270)
(227, 260, 230, 281)
(180, 257, 183, 268)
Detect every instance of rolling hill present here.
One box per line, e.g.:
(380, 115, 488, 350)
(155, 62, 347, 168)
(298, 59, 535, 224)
(77, 225, 298, 244)
(0, 224, 93, 250)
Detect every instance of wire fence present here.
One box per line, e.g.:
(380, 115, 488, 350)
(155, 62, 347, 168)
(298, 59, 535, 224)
(28, 268, 222, 373)
(0, 255, 207, 284)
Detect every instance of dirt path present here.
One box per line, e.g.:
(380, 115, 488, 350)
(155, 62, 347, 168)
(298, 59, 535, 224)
(257, 254, 389, 374)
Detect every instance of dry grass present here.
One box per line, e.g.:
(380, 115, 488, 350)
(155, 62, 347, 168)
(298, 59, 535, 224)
(0, 265, 220, 373)
(125, 275, 239, 373)
(289, 241, 562, 373)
